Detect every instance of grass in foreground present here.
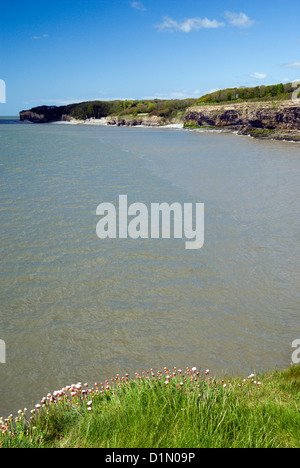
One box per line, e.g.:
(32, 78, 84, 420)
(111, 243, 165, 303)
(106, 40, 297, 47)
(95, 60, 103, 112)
(1, 365, 299, 448)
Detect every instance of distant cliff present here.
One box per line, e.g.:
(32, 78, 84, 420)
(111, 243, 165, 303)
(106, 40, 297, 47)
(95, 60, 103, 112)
(20, 106, 71, 123)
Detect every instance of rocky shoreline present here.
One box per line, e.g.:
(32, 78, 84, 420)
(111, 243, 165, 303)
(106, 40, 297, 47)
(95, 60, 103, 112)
(184, 100, 300, 142)
(19, 100, 300, 142)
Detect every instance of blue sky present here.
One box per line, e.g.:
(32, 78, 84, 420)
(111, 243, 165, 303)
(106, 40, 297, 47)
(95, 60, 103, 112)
(0, 0, 299, 115)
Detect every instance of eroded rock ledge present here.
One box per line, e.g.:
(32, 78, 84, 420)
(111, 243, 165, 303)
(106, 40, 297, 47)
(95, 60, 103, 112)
(105, 115, 164, 127)
(184, 101, 300, 141)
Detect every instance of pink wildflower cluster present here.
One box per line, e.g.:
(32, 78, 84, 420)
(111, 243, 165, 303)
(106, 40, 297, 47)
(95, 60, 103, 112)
(0, 366, 262, 442)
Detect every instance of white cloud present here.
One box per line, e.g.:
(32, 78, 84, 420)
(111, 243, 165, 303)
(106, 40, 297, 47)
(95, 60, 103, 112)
(250, 72, 267, 80)
(225, 11, 254, 28)
(155, 16, 225, 33)
(130, 1, 146, 12)
(32, 34, 49, 40)
(25, 98, 90, 106)
(284, 62, 300, 69)
(206, 88, 220, 94)
(143, 89, 201, 100)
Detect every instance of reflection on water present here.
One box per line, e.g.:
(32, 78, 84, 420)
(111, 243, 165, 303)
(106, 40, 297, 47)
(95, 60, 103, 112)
(0, 122, 299, 417)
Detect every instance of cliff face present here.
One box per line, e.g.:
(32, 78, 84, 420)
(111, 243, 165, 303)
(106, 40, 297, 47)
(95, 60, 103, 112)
(184, 101, 300, 138)
(20, 106, 71, 123)
(106, 115, 164, 127)
(20, 110, 50, 123)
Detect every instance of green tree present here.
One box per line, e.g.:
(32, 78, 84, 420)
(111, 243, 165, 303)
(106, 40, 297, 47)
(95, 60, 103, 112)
(87, 104, 94, 118)
(248, 89, 255, 99)
(277, 83, 284, 95)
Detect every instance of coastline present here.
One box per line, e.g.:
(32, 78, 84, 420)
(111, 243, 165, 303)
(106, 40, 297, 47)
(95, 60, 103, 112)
(19, 98, 300, 142)
(51, 117, 184, 129)
(48, 116, 300, 143)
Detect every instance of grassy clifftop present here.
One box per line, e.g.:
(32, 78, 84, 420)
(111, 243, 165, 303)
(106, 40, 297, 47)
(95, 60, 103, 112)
(197, 82, 297, 105)
(1, 365, 299, 448)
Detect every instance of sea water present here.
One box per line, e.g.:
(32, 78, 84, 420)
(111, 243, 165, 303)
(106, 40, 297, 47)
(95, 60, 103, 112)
(0, 118, 299, 416)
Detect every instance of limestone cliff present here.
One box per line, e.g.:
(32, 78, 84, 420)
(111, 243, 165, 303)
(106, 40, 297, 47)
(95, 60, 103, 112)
(105, 115, 164, 127)
(184, 101, 300, 140)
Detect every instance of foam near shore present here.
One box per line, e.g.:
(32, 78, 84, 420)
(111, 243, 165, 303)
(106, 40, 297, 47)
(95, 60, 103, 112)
(51, 117, 184, 129)
(51, 117, 108, 126)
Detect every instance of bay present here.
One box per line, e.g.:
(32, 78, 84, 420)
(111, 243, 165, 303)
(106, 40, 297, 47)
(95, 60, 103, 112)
(0, 120, 299, 417)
